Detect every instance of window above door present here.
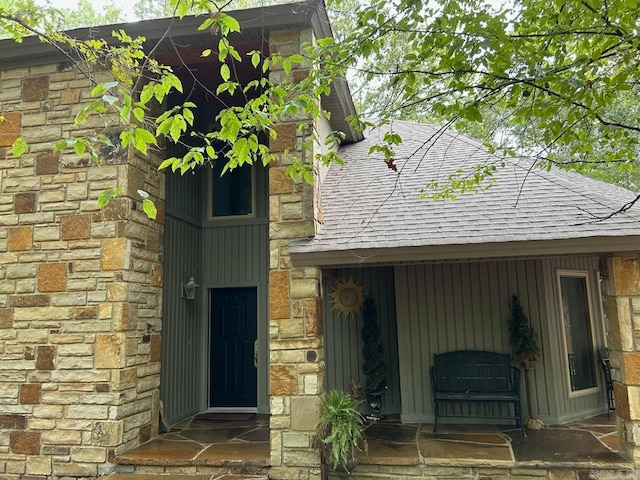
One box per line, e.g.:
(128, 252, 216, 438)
(208, 162, 255, 219)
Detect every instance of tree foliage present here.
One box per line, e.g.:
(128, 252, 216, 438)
(0, 0, 339, 216)
(1, 0, 640, 217)
(320, 0, 640, 197)
(56, 0, 124, 29)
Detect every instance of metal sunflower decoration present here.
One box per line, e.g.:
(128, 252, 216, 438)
(329, 279, 365, 319)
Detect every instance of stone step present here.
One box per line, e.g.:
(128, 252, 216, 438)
(102, 474, 268, 480)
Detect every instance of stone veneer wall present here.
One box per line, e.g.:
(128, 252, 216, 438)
(267, 28, 326, 480)
(600, 255, 640, 466)
(0, 62, 165, 478)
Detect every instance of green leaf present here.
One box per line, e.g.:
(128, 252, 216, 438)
(219, 13, 240, 34)
(198, 17, 214, 31)
(169, 115, 184, 143)
(140, 85, 154, 105)
(159, 158, 176, 170)
(73, 140, 87, 156)
(156, 117, 173, 137)
(229, 46, 241, 62)
(11, 137, 27, 157)
(176, 0, 188, 18)
(142, 198, 157, 220)
(220, 64, 231, 82)
(218, 38, 228, 61)
(201, 48, 212, 58)
(90, 81, 118, 97)
(288, 53, 305, 64)
(283, 58, 292, 76)
(183, 107, 194, 126)
(133, 107, 145, 122)
(133, 128, 157, 154)
(97, 187, 121, 208)
(251, 51, 261, 68)
(54, 139, 69, 153)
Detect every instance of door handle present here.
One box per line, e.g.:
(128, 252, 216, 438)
(253, 340, 258, 368)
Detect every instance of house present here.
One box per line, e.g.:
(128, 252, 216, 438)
(1, 1, 640, 479)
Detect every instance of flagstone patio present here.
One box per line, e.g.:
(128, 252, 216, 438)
(361, 414, 625, 469)
(117, 413, 271, 468)
(116, 413, 631, 475)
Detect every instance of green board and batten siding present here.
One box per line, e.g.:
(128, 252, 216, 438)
(161, 170, 204, 424)
(324, 267, 402, 414)
(321, 256, 605, 425)
(393, 257, 606, 424)
(161, 166, 270, 424)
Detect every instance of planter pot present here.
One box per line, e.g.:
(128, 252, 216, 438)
(321, 442, 359, 473)
(365, 391, 386, 422)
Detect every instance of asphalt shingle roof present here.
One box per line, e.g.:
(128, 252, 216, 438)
(290, 121, 640, 264)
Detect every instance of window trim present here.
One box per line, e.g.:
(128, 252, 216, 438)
(556, 269, 600, 399)
(206, 163, 256, 220)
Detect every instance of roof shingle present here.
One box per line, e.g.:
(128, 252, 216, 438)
(290, 121, 640, 265)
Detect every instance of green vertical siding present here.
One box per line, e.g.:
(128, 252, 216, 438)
(161, 164, 270, 423)
(323, 267, 401, 414)
(161, 171, 204, 424)
(394, 257, 606, 425)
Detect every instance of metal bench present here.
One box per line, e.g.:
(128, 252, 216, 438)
(430, 350, 525, 436)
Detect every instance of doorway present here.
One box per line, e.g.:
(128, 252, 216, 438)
(209, 287, 258, 409)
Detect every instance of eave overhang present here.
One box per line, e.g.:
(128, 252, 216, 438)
(289, 235, 640, 267)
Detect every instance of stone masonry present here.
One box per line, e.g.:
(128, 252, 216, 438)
(267, 28, 326, 480)
(600, 255, 640, 466)
(0, 62, 165, 478)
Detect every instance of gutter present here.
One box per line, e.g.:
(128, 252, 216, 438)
(289, 235, 640, 267)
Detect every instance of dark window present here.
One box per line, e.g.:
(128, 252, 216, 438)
(211, 161, 253, 217)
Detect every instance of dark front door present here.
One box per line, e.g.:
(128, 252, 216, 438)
(210, 287, 258, 408)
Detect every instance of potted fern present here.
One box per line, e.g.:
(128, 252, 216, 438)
(317, 389, 367, 473)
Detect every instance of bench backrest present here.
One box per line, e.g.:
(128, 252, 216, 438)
(431, 350, 515, 393)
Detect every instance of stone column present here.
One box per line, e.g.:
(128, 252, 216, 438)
(268, 28, 325, 480)
(0, 62, 164, 479)
(601, 255, 640, 465)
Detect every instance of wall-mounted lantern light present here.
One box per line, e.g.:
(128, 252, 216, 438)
(182, 276, 199, 300)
